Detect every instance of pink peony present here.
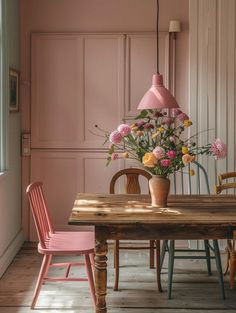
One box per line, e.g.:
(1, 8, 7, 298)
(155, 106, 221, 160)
(117, 124, 131, 137)
(111, 153, 119, 160)
(166, 150, 176, 159)
(161, 159, 171, 167)
(177, 112, 189, 122)
(153, 146, 165, 159)
(109, 130, 122, 144)
(210, 138, 227, 160)
(162, 117, 174, 126)
(172, 109, 182, 117)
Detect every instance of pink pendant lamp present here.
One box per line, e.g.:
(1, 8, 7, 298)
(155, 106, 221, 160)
(137, 0, 179, 110)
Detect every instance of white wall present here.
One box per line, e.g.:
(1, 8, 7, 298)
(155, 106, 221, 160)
(190, 0, 236, 190)
(0, 0, 23, 277)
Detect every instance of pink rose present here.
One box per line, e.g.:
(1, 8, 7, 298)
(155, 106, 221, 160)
(136, 120, 145, 127)
(162, 117, 174, 126)
(117, 124, 131, 137)
(172, 109, 182, 117)
(210, 138, 227, 160)
(166, 150, 176, 159)
(161, 159, 171, 167)
(178, 112, 189, 122)
(109, 130, 122, 144)
(111, 153, 119, 160)
(153, 146, 165, 159)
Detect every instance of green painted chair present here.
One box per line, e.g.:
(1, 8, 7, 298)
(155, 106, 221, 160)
(160, 161, 225, 299)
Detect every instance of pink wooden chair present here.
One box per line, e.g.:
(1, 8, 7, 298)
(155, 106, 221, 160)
(26, 182, 96, 309)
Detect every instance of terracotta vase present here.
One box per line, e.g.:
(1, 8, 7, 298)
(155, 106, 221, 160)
(149, 175, 170, 207)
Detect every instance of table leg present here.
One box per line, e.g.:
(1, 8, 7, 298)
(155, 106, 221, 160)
(95, 238, 108, 313)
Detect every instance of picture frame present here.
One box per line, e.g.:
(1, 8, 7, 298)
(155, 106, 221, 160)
(9, 68, 19, 112)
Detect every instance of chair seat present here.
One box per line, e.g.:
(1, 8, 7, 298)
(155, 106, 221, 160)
(38, 231, 94, 255)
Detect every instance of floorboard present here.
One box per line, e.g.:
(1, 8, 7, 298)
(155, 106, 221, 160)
(0, 243, 235, 312)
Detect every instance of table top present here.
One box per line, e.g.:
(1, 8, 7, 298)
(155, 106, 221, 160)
(69, 193, 236, 227)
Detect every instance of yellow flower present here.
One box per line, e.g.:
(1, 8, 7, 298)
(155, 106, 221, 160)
(189, 169, 195, 176)
(182, 154, 195, 164)
(151, 131, 159, 139)
(123, 152, 129, 158)
(182, 146, 189, 154)
(131, 126, 138, 132)
(183, 120, 193, 127)
(142, 152, 157, 167)
(158, 127, 165, 133)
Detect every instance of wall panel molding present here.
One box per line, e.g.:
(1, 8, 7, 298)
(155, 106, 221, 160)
(190, 0, 236, 192)
(125, 32, 169, 117)
(0, 230, 24, 277)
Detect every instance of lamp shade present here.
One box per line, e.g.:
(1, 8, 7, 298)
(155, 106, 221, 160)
(137, 74, 179, 110)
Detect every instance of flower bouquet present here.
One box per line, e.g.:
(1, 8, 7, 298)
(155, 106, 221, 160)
(97, 109, 226, 206)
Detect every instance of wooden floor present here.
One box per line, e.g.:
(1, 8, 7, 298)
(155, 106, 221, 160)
(0, 243, 235, 313)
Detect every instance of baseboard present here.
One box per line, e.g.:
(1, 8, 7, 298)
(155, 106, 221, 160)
(0, 230, 24, 278)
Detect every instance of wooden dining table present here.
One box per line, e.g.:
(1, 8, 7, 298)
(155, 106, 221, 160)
(68, 193, 236, 313)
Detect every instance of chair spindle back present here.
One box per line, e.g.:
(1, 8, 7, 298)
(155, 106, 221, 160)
(172, 161, 210, 195)
(215, 172, 236, 194)
(110, 168, 152, 194)
(26, 182, 54, 248)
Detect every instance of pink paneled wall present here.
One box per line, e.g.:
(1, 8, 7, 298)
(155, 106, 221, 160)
(20, 0, 189, 116)
(20, 0, 189, 240)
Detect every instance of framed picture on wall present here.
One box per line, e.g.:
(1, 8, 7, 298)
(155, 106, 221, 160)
(9, 68, 19, 112)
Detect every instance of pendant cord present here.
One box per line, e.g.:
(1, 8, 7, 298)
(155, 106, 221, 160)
(156, 0, 159, 74)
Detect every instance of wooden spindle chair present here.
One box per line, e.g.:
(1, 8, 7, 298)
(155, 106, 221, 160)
(110, 168, 161, 292)
(215, 171, 236, 289)
(26, 182, 96, 309)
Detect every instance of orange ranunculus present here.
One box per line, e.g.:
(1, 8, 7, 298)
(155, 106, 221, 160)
(136, 130, 144, 137)
(142, 152, 157, 167)
(131, 126, 139, 132)
(123, 152, 129, 158)
(182, 154, 195, 164)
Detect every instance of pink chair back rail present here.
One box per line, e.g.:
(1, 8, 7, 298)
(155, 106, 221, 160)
(26, 182, 54, 248)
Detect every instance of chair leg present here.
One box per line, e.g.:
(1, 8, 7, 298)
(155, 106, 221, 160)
(42, 255, 52, 284)
(90, 253, 95, 268)
(31, 254, 51, 309)
(213, 240, 225, 299)
(204, 240, 212, 276)
(224, 248, 230, 275)
(167, 240, 175, 299)
(160, 240, 168, 271)
(155, 240, 162, 292)
(84, 254, 96, 306)
(113, 240, 116, 268)
(150, 240, 155, 269)
(229, 251, 236, 289)
(114, 240, 119, 291)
